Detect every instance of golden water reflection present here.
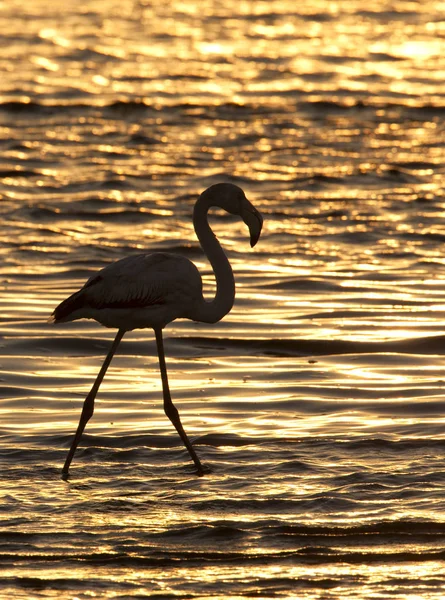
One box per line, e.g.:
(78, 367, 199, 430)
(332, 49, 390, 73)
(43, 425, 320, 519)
(1, 0, 443, 106)
(2, 0, 445, 597)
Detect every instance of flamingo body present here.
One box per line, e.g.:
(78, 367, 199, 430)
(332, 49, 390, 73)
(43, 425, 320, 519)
(53, 252, 204, 330)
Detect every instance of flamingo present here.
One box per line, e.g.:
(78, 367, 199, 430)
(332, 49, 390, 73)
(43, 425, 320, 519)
(50, 183, 263, 477)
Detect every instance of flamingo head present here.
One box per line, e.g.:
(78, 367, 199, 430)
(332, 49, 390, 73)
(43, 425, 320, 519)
(200, 183, 263, 247)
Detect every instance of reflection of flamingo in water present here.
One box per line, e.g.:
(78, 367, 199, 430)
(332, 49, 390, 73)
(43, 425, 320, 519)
(51, 183, 263, 477)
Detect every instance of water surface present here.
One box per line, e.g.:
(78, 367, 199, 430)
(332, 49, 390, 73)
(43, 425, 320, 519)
(1, 0, 445, 598)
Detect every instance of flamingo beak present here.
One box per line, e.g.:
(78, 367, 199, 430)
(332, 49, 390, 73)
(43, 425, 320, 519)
(242, 203, 263, 247)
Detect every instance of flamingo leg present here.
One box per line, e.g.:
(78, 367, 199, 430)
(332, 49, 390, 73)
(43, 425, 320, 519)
(62, 329, 125, 478)
(154, 328, 207, 476)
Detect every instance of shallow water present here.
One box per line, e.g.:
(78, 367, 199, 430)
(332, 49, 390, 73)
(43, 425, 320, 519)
(1, 0, 445, 598)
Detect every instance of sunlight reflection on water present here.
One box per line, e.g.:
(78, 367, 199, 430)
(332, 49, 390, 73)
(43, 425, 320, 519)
(1, 0, 445, 597)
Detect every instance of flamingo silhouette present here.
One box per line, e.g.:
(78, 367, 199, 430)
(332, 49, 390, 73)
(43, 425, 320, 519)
(51, 183, 263, 477)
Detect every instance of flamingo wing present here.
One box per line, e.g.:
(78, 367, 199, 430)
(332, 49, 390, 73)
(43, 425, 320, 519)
(52, 253, 202, 324)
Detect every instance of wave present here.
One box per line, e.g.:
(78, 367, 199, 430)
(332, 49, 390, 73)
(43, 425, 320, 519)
(3, 331, 445, 359)
(172, 334, 445, 357)
(2, 518, 445, 566)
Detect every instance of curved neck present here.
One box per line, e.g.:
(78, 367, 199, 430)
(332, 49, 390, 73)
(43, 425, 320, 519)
(190, 194, 235, 323)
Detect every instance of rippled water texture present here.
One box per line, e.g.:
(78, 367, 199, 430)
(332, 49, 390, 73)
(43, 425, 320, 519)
(1, 0, 445, 598)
